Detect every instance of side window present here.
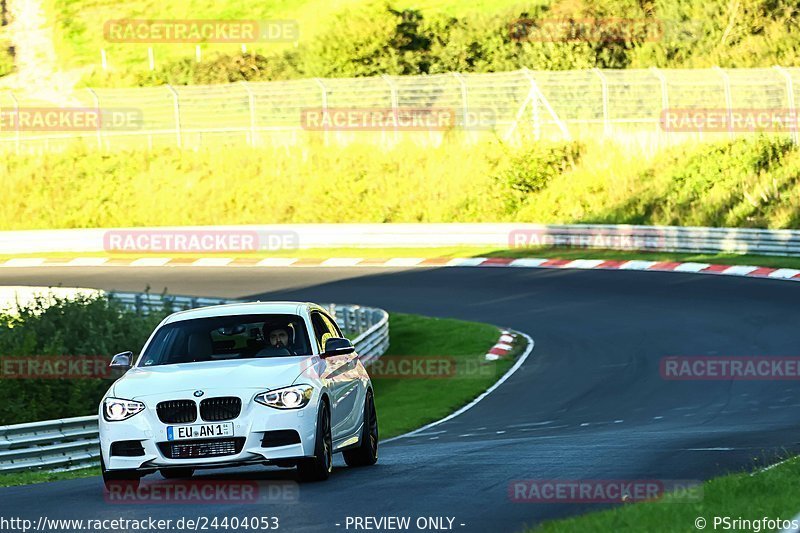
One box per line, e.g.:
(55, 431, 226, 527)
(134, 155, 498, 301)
(310, 312, 332, 352)
(321, 313, 343, 338)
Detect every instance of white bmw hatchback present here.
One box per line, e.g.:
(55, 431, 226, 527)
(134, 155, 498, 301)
(98, 301, 378, 488)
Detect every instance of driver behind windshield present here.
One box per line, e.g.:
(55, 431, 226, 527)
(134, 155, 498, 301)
(256, 323, 297, 356)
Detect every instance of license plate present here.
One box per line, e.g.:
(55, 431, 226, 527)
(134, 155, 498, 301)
(167, 422, 234, 440)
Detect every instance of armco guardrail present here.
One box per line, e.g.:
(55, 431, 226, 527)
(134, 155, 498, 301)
(2, 223, 800, 257)
(0, 293, 389, 473)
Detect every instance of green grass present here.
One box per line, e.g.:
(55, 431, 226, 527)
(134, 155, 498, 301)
(532, 457, 800, 532)
(0, 466, 100, 488)
(375, 312, 517, 438)
(3, 137, 800, 231)
(0, 311, 520, 487)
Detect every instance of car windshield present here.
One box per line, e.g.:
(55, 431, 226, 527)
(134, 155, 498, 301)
(138, 313, 312, 366)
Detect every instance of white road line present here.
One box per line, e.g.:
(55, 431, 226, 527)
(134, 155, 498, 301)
(321, 258, 363, 267)
(564, 259, 606, 269)
(1, 258, 46, 267)
(445, 257, 487, 267)
(508, 258, 548, 268)
(191, 258, 233, 267)
(673, 262, 711, 272)
(507, 420, 554, 428)
(685, 447, 734, 451)
(129, 257, 171, 267)
(384, 258, 425, 267)
(66, 257, 109, 266)
(383, 330, 535, 444)
(769, 268, 800, 279)
(619, 260, 658, 270)
(256, 258, 298, 267)
(720, 265, 758, 276)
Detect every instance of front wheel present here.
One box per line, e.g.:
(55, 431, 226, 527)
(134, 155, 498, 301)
(297, 402, 333, 482)
(343, 390, 378, 467)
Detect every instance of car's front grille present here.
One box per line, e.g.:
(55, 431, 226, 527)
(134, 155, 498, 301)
(157, 438, 245, 459)
(156, 400, 197, 424)
(200, 397, 242, 422)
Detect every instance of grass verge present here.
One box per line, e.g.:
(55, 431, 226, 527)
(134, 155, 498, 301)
(532, 457, 800, 532)
(0, 312, 521, 487)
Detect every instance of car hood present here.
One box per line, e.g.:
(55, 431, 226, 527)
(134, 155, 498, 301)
(111, 356, 313, 400)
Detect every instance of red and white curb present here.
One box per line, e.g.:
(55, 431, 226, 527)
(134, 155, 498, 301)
(1, 256, 800, 281)
(485, 331, 518, 362)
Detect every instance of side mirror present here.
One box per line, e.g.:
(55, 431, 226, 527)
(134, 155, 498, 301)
(322, 338, 355, 358)
(110, 351, 133, 369)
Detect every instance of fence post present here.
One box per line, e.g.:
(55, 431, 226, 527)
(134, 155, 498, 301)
(382, 74, 399, 144)
(774, 65, 798, 145)
(591, 68, 610, 137)
(313, 78, 328, 146)
(148, 47, 155, 71)
(7, 91, 19, 153)
(165, 84, 182, 148)
(520, 68, 571, 141)
(713, 65, 734, 139)
(86, 88, 102, 149)
(650, 67, 669, 147)
(239, 81, 256, 146)
(100, 48, 108, 71)
(451, 72, 470, 135)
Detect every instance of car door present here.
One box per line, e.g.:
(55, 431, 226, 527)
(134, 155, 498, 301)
(310, 311, 350, 438)
(320, 312, 362, 439)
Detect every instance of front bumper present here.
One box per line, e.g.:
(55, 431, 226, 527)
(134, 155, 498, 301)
(99, 391, 318, 471)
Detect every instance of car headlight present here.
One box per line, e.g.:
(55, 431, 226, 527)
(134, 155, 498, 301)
(103, 397, 145, 421)
(254, 385, 313, 410)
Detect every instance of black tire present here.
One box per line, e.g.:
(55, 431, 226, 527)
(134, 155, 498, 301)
(343, 390, 378, 467)
(160, 467, 195, 479)
(297, 401, 332, 482)
(101, 454, 141, 491)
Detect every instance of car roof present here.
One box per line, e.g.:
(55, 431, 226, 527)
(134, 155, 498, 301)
(163, 301, 324, 324)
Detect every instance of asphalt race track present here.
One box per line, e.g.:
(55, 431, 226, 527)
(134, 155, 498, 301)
(2, 265, 800, 532)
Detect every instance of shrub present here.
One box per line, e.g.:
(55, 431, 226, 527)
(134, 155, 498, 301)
(0, 293, 170, 424)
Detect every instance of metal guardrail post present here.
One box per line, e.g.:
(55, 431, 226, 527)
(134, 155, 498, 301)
(774, 66, 798, 145)
(165, 84, 182, 148)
